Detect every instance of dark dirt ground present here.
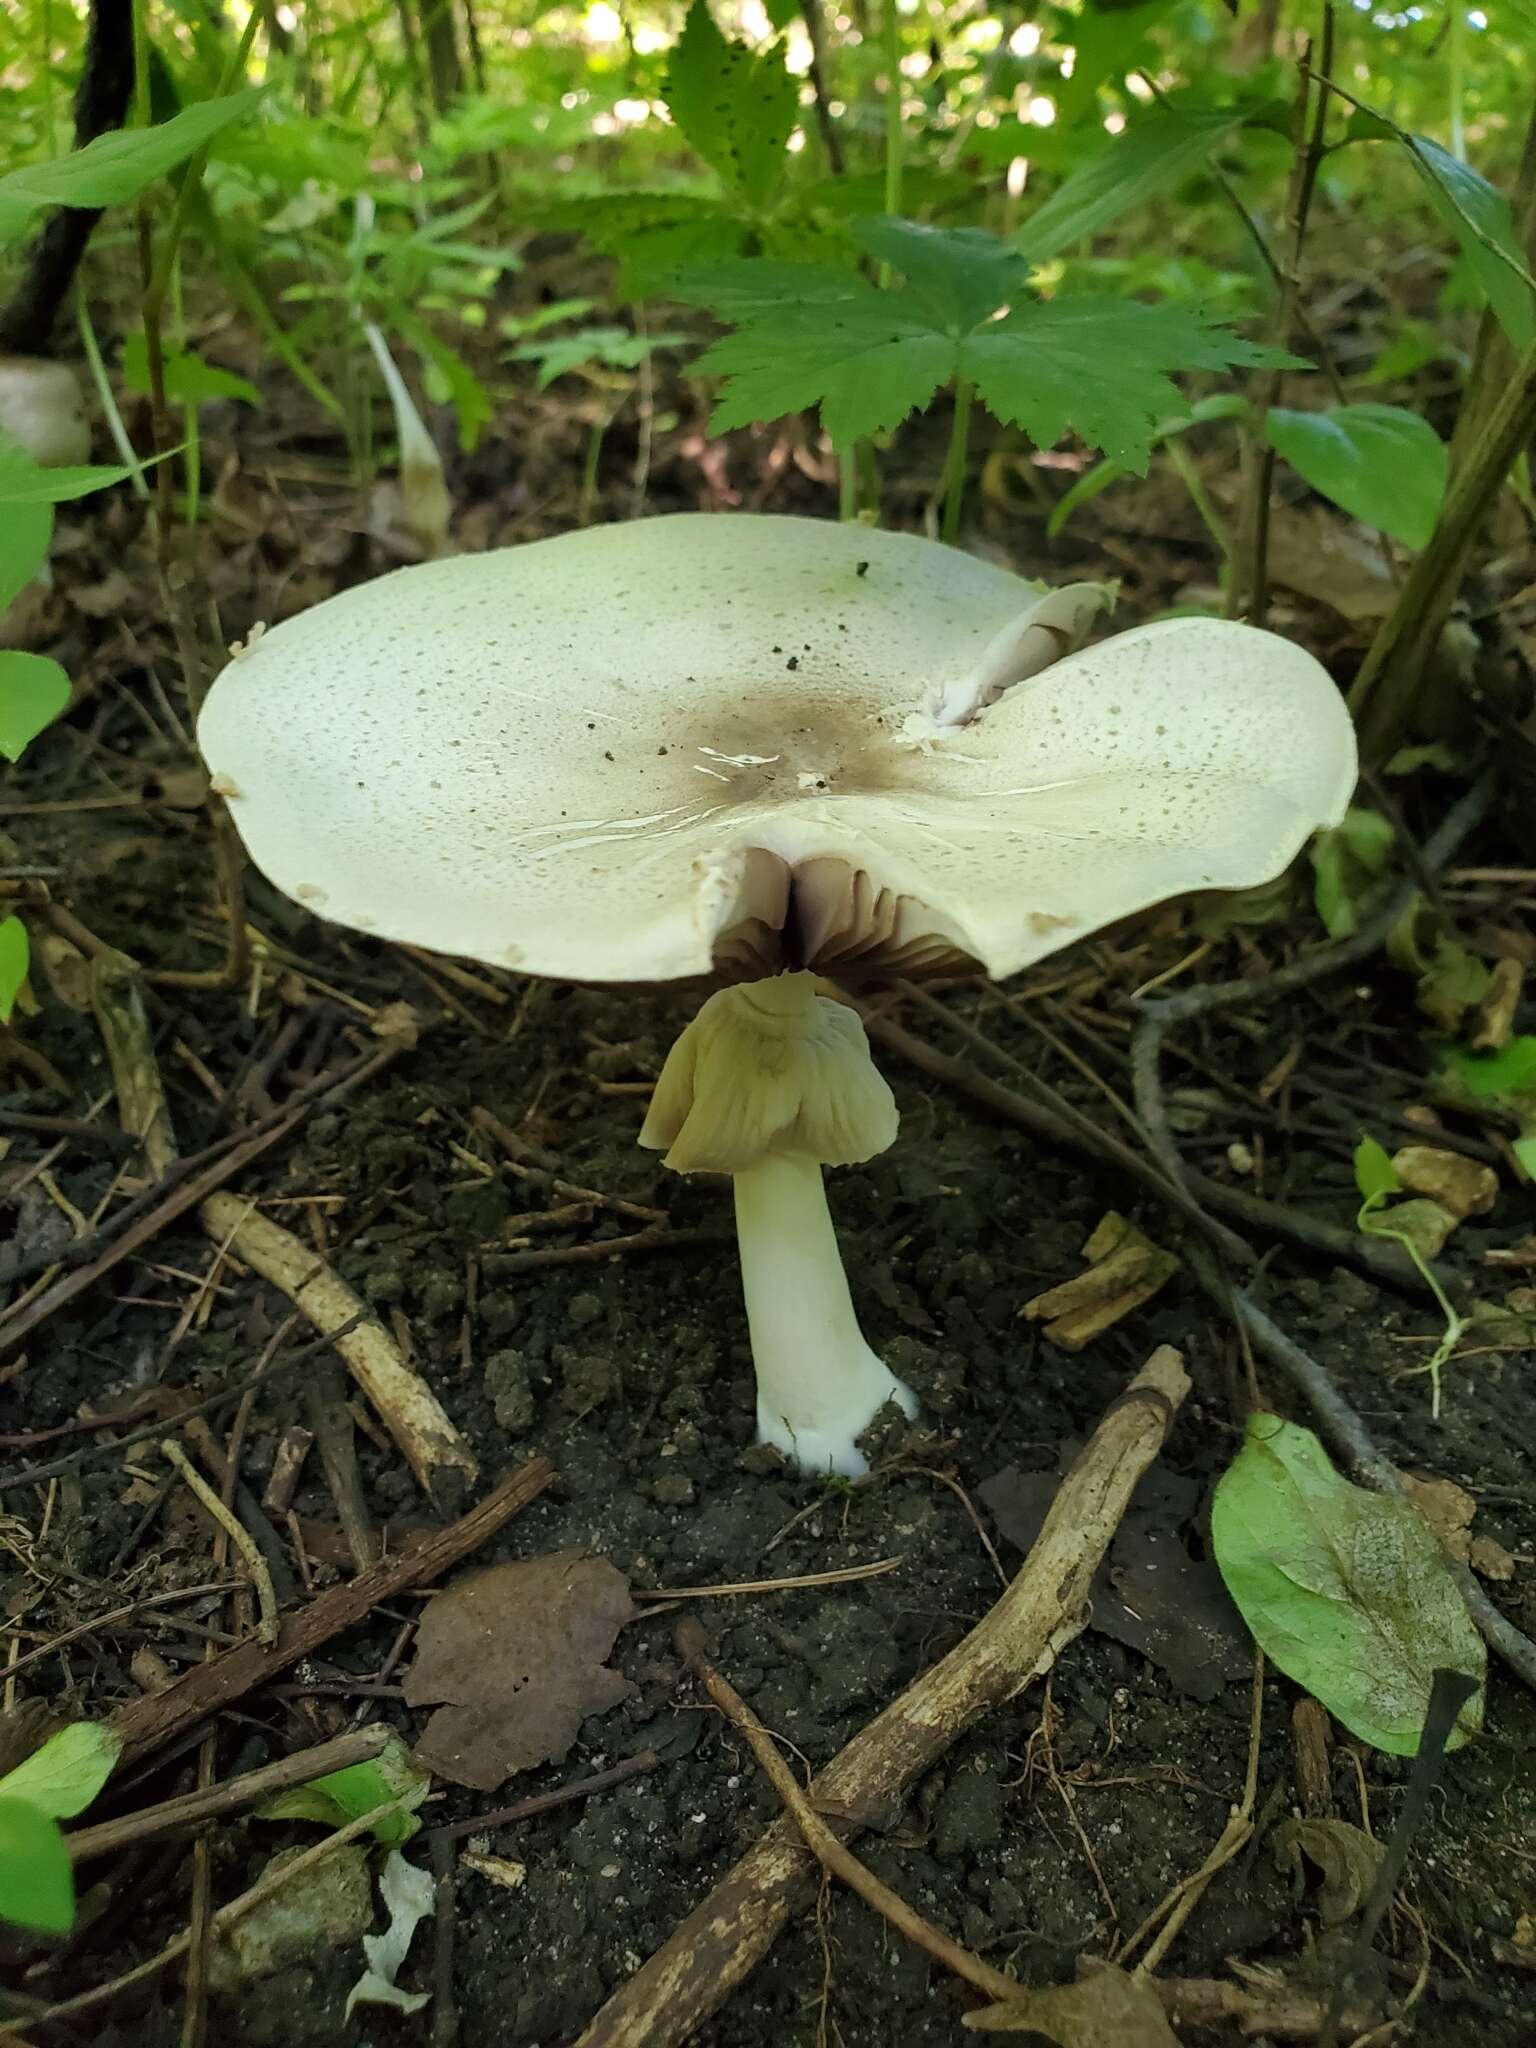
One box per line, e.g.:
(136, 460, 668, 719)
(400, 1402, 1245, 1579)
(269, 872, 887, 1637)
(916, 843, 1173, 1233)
(2, 368, 1536, 2048)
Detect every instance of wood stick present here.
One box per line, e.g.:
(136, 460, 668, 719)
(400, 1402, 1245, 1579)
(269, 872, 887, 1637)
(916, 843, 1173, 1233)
(200, 1192, 477, 1494)
(574, 1347, 1189, 2048)
(108, 1456, 555, 1770)
(68, 1724, 393, 1862)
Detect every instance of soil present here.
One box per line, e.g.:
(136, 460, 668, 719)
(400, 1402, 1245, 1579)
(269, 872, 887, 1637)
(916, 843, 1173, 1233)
(2, 394, 1535, 2047)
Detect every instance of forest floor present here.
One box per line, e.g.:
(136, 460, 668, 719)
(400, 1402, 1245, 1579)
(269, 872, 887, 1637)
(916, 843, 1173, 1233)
(1, 306, 1535, 2048)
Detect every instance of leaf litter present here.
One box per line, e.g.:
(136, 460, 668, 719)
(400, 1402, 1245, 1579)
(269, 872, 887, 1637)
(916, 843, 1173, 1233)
(403, 1551, 637, 1790)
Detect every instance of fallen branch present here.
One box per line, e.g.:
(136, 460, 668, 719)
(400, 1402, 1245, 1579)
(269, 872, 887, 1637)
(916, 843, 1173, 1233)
(109, 1456, 555, 1770)
(68, 1723, 392, 1863)
(200, 1192, 478, 1494)
(574, 1346, 1189, 2048)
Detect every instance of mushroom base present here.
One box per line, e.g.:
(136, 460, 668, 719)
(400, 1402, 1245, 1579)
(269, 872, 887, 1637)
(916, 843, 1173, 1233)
(734, 1151, 917, 1478)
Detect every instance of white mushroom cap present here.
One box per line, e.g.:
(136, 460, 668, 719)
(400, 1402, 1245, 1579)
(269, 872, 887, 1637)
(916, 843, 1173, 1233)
(0, 357, 91, 469)
(198, 513, 1356, 985)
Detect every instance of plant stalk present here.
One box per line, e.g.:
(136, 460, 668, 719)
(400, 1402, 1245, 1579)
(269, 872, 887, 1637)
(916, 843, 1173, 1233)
(940, 378, 973, 544)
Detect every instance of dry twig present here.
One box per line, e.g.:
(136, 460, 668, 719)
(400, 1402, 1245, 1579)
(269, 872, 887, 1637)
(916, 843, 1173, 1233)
(574, 1346, 1189, 2048)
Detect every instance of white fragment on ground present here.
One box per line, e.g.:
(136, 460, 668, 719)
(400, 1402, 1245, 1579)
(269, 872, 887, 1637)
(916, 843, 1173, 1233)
(345, 1849, 434, 2018)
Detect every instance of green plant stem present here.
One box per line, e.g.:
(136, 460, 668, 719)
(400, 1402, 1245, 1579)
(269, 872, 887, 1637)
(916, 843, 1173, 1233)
(883, 0, 903, 221)
(1165, 439, 1231, 564)
(74, 290, 150, 500)
(1357, 1196, 1464, 1419)
(838, 445, 859, 521)
(1349, 348, 1536, 759)
(940, 378, 973, 544)
(143, 5, 263, 325)
(1232, 5, 1335, 626)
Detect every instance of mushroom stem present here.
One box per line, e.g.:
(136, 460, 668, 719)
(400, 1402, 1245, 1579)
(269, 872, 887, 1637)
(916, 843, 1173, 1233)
(733, 1151, 915, 1478)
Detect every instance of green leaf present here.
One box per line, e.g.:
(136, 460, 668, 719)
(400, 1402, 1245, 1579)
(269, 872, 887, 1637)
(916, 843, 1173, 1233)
(258, 1733, 429, 1845)
(1265, 405, 1447, 549)
(0, 90, 263, 249)
(1441, 1036, 1536, 1100)
(1353, 1135, 1401, 1204)
(850, 218, 1031, 335)
(0, 432, 139, 507)
(694, 298, 955, 446)
(1212, 1415, 1485, 1755)
(663, 0, 797, 204)
(0, 500, 52, 612)
(0, 651, 71, 762)
(961, 299, 1291, 469)
(1405, 134, 1536, 353)
(1515, 1134, 1536, 1178)
(0, 1722, 121, 1819)
(121, 332, 261, 408)
(1018, 106, 1248, 267)
(0, 916, 28, 1025)
(0, 1799, 73, 1933)
(1054, 0, 1181, 131)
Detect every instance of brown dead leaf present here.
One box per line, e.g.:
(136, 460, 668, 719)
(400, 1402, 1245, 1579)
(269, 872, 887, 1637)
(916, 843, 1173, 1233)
(1390, 1145, 1498, 1220)
(1470, 1534, 1517, 1581)
(1270, 1817, 1385, 1926)
(403, 1552, 636, 1790)
(1023, 1212, 1177, 1350)
(68, 569, 134, 618)
(963, 1965, 1178, 2041)
(1401, 1473, 1476, 1563)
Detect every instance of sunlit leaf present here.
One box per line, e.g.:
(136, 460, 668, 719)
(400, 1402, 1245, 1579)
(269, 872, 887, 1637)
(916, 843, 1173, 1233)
(259, 1733, 430, 1846)
(0, 499, 52, 612)
(0, 1722, 121, 1819)
(1265, 404, 1447, 548)
(0, 90, 262, 248)
(0, 651, 71, 762)
(0, 917, 28, 1025)
(663, 0, 797, 204)
(1018, 105, 1248, 266)
(0, 1800, 73, 1933)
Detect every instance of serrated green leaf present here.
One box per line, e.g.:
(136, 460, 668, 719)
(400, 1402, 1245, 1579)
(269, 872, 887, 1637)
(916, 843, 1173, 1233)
(258, 1733, 429, 1845)
(121, 332, 261, 409)
(0, 500, 52, 612)
(693, 296, 956, 446)
(0, 1722, 121, 1820)
(1265, 404, 1447, 549)
(0, 651, 71, 762)
(1211, 1414, 1485, 1755)
(1353, 1136, 1401, 1203)
(0, 916, 28, 1025)
(1018, 105, 1248, 267)
(0, 90, 263, 250)
(664, 0, 797, 204)
(1441, 1036, 1536, 1100)
(850, 217, 1031, 334)
(673, 258, 867, 317)
(961, 299, 1291, 469)
(0, 1799, 73, 1933)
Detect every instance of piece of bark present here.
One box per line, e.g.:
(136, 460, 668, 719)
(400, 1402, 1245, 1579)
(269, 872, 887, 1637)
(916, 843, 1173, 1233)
(108, 1457, 554, 1771)
(200, 1192, 477, 1495)
(573, 1347, 1189, 2048)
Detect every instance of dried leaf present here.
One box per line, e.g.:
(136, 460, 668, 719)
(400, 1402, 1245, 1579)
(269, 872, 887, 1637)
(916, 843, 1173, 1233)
(404, 1553, 636, 1790)
(1023, 1212, 1178, 1350)
(1390, 1145, 1498, 1219)
(963, 1965, 1179, 2040)
(1400, 1474, 1476, 1563)
(1271, 1817, 1385, 1926)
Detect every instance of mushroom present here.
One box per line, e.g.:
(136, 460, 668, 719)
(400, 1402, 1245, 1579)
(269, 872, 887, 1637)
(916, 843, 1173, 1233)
(198, 512, 1357, 1473)
(0, 357, 90, 468)
(638, 969, 911, 1475)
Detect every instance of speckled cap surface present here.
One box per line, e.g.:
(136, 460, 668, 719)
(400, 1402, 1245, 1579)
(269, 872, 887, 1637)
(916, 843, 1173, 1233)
(198, 512, 1356, 984)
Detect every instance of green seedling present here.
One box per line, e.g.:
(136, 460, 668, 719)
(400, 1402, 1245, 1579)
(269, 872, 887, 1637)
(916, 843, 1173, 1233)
(1353, 1137, 1466, 1418)
(0, 1721, 122, 1935)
